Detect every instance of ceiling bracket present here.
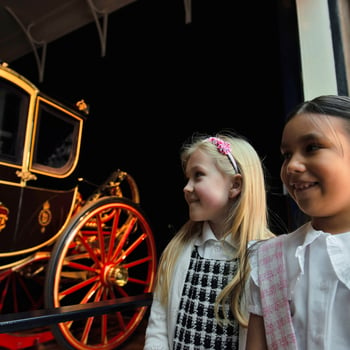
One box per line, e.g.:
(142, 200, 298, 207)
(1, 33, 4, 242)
(86, 0, 108, 57)
(184, 0, 192, 24)
(5, 6, 47, 82)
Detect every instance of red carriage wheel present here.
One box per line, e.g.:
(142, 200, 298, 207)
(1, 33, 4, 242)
(44, 196, 157, 350)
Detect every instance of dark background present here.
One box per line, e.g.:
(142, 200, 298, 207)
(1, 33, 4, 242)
(9, 0, 294, 253)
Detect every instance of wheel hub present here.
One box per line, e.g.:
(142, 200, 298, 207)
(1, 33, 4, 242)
(103, 264, 128, 287)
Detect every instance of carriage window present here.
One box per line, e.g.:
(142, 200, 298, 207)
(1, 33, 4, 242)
(0, 78, 28, 164)
(32, 101, 80, 175)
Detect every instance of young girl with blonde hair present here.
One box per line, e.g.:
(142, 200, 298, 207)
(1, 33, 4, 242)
(144, 131, 274, 350)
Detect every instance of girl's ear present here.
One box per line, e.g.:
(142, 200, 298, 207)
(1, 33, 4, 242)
(229, 174, 242, 198)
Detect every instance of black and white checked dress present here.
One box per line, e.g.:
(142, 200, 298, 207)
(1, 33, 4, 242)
(173, 246, 239, 349)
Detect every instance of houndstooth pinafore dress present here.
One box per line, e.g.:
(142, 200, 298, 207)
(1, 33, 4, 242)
(173, 246, 239, 350)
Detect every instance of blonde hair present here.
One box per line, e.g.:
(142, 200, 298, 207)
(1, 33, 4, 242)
(153, 131, 274, 327)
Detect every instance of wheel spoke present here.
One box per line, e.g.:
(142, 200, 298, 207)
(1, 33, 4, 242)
(115, 233, 147, 264)
(122, 255, 152, 268)
(111, 217, 137, 261)
(96, 214, 106, 263)
(76, 233, 102, 267)
(106, 209, 120, 261)
(59, 276, 100, 298)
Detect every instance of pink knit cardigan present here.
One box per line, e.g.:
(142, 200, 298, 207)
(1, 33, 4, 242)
(257, 236, 298, 349)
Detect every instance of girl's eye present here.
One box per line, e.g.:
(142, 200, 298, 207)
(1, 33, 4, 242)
(305, 143, 321, 152)
(281, 152, 291, 160)
(194, 171, 204, 178)
(281, 143, 322, 160)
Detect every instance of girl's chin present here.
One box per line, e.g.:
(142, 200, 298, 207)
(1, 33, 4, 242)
(189, 214, 205, 222)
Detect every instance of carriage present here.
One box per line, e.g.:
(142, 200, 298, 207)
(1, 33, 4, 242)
(0, 61, 157, 349)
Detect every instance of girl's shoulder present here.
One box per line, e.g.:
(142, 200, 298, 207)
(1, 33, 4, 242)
(283, 221, 311, 247)
(249, 222, 311, 273)
(257, 221, 311, 248)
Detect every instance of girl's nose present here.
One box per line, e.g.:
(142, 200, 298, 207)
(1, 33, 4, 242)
(183, 180, 193, 193)
(285, 156, 306, 174)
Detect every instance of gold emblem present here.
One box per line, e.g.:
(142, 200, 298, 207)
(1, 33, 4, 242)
(39, 201, 52, 233)
(0, 203, 9, 232)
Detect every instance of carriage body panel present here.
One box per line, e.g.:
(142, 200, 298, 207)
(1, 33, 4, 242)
(0, 183, 77, 254)
(0, 64, 85, 256)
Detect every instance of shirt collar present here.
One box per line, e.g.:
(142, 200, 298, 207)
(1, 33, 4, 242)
(295, 225, 323, 274)
(295, 224, 350, 289)
(194, 221, 235, 248)
(326, 231, 350, 289)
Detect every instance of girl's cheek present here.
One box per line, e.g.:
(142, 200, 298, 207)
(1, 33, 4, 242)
(280, 166, 286, 183)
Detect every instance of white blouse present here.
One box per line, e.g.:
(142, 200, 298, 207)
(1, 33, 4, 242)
(248, 222, 350, 349)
